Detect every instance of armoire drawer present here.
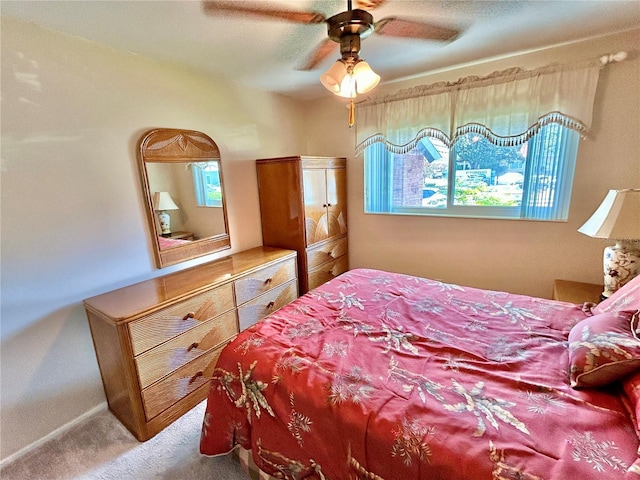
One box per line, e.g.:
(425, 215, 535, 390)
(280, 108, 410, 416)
(237, 280, 298, 331)
(234, 257, 296, 305)
(135, 310, 238, 389)
(308, 255, 348, 291)
(306, 235, 348, 271)
(141, 344, 226, 420)
(128, 284, 234, 356)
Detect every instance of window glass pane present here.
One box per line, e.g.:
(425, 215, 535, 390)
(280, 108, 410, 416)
(363, 125, 578, 221)
(452, 133, 525, 207)
(193, 162, 222, 207)
(390, 137, 450, 210)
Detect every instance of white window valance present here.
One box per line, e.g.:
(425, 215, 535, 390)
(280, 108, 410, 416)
(355, 60, 602, 156)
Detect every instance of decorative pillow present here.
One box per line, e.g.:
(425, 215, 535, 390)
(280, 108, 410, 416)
(568, 309, 640, 388)
(592, 274, 640, 315)
(622, 370, 640, 437)
(621, 370, 640, 474)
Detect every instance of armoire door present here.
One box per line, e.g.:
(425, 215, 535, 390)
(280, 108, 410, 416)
(303, 168, 329, 246)
(325, 167, 347, 238)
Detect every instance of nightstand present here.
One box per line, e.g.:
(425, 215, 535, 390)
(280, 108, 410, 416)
(552, 279, 603, 304)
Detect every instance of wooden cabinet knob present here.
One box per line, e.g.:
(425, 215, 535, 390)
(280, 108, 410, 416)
(266, 301, 275, 309)
(187, 342, 199, 352)
(182, 312, 195, 321)
(264, 278, 272, 285)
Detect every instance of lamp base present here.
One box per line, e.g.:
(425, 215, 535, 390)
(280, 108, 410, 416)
(158, 211, 171, 236)
(602, 240, 640, 298)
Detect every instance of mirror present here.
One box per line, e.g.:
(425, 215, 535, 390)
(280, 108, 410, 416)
(138, 128, 230, 268)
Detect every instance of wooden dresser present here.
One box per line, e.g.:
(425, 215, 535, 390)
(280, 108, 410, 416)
(84, 246, 297, 441)
(256, 156, 348, 294)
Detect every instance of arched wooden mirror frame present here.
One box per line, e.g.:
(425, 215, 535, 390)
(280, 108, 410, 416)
(138, 128, 231, 268)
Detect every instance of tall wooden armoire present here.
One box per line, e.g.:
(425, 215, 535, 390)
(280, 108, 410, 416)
(256, 156, 348, 294)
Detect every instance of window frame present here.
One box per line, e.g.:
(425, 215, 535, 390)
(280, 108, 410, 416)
(364, 124, 580, 221)
(192, 162, 223, 208)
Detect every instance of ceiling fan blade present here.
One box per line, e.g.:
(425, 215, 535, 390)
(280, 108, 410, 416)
(355, 0, 388, 9)
(375, 18, 459, 42)
(202, 1, 326, 24)
(297, 38, 337, 71)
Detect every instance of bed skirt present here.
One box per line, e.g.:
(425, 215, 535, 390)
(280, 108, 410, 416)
(233, 447, 279, 480)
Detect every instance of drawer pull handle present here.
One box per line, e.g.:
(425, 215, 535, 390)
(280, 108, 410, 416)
(187, 342, 199, 352)
(183, 312, 195, 321)
(189, 371, 203, 385)
(266, 301, 275, 309)
(264, 278, 273, 285)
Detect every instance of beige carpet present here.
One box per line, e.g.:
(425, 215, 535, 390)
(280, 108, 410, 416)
(0, 401, 248, 479)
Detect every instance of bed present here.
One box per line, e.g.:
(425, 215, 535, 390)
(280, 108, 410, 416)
(200, 268, 640, 479)
(157, 235, 191, 249)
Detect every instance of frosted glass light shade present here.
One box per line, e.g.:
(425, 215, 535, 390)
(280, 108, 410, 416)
(352, 60, 380, 94)
(578, 189, 640, 240)
(320, 59, 380, 99)
(320, 60, 348, 95)
(153, 191, 179, 211)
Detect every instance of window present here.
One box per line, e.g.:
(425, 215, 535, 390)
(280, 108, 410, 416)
(357, 60, 602, 222)
(365, 123, 579, 220)
(193, 162, 222, 207)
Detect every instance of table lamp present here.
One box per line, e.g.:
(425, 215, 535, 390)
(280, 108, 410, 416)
(578, 188, 640, 299)
(153, 192, 179, 236)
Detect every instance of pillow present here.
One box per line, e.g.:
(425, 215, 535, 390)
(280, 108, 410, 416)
(621, 370, 640, 474)
(568, 309, 640, 388)
(592, 274, 640, 315)
(622, 370, 640, 437)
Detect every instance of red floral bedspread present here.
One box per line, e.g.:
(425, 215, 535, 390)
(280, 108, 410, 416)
(157, 235, 191, 249)
(200, 268, 639, 479)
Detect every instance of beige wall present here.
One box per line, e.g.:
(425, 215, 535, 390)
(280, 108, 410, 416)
(305, 29, 640, 299)
(0, 18, 306, 461)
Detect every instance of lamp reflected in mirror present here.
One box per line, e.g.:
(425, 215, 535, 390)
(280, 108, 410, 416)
(153, 191, 179, 236)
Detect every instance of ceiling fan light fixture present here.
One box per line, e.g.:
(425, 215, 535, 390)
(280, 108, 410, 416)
(320, 58, 379, 98)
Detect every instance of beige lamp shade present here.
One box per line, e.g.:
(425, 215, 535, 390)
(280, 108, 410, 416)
(153, 192, 179, 211)
(578, 189, 640, 239)
(578, 188, 640, 299)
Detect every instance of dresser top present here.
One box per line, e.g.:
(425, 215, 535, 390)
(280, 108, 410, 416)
(256, 156, 346, 169)
(83, 246, 296, 321)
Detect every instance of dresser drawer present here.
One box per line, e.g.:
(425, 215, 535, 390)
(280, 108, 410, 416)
(135, 310, 237, 389)
(234, 257, 296, 305)
(306, 236, 348, 270)
(237, 280, 298, 331)
(141, 343, 225, 420)
(129, 284, 234, 356)
(308, 255, 348, 291)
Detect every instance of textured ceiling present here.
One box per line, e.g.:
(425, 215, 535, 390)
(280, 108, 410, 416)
(2, 0, 639, 100)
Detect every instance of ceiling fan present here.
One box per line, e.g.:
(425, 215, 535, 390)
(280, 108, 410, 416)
(201, 0, 459, 71)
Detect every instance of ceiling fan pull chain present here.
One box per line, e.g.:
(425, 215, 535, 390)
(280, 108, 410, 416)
(349, 98, 356, 128)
